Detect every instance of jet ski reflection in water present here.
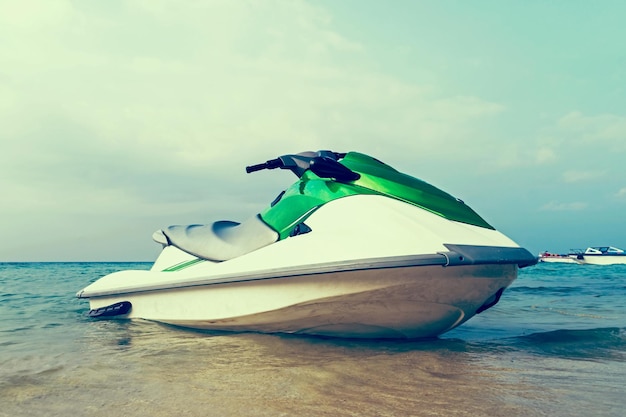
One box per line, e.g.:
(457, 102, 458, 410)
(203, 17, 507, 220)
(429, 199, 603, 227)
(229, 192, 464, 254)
(77, 150, 536, 339)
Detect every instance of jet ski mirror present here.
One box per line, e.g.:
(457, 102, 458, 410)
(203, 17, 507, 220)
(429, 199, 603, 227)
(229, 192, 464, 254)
(309, 156, 360, 182)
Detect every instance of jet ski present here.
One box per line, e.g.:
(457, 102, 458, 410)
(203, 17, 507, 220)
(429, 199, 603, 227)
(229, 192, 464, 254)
(77, 150, 536, 339)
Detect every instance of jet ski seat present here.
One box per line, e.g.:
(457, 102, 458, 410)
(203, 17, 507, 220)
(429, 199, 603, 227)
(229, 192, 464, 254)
(152, 214, 279, 262)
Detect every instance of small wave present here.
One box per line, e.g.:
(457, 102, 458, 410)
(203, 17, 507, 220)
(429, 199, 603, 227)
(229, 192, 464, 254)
(528, 305, 612, 319)
(509, 285, 580, 295)
(518, 327, 624, 343)
(510, 327, 626, 361)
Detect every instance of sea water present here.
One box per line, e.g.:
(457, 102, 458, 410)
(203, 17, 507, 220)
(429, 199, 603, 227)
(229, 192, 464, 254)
(1, 262, 624, 417)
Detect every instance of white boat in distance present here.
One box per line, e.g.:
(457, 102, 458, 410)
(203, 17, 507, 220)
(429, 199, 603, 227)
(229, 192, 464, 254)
(538, 252, 578, 264)
(569, 246, 626, 265)
(77, 151, 536, 339)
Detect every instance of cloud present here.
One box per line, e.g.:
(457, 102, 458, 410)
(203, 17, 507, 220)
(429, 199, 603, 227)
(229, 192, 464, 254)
(616, 188, 626, 198)
(556, 111, 626, 150)
(534, 111, 626, 176)
(540, 201, 588, 211)
(534, 146, 557, 164)
(562, 170, 607, 183)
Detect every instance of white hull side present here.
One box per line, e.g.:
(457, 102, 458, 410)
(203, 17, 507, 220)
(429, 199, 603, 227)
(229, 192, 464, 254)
(87, 264, 517, 339)
(538, 256, 578, 264)
(575, 256, 626, 265)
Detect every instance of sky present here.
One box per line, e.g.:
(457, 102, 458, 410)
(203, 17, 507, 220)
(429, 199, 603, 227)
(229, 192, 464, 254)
(1, 0, 625, 261)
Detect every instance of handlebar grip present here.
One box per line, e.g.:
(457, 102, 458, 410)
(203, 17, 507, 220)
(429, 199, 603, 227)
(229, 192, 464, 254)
(245, 163, 268, 173)
(245, 158, 283, 173)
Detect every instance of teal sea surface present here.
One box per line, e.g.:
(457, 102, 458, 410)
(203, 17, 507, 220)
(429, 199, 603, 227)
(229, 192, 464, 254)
(1, 262, 625, 417)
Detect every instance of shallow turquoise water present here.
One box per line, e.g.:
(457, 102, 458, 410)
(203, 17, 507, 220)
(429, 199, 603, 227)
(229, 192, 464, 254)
(1, 262, 624, 416)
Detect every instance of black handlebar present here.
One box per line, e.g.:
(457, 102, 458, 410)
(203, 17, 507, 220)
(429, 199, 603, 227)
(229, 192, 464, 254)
(245, 158, 283, 173)
(245, 150, 358, 182)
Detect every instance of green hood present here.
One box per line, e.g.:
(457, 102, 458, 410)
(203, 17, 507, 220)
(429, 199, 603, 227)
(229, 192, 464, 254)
(260, 152, 493, 239)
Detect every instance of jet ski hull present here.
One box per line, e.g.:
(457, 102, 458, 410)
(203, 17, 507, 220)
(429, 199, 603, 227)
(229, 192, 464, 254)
(84, 263, 517, 339)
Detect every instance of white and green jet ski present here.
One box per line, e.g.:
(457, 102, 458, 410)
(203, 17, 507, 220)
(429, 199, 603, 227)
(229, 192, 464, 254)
(77, 151, 536, 339)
